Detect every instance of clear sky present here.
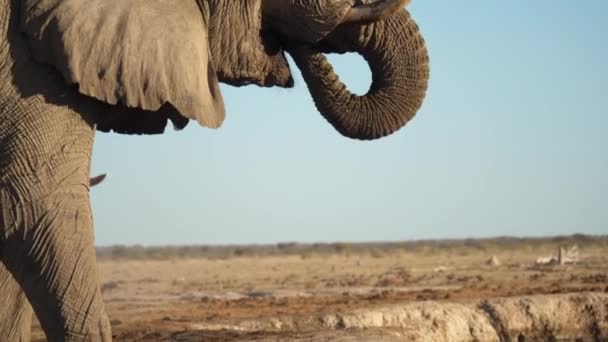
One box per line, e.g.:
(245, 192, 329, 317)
(91, 0, 608, 246)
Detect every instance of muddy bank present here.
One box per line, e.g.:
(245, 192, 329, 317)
(175, 292, 607, 342)
(321, 292, 607, 341)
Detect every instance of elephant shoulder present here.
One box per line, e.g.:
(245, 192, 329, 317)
(20, 0, 225, 133)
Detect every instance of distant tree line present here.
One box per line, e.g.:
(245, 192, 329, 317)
(95, 234, 608, 261)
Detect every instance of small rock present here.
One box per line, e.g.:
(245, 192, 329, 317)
(110, 319, 122, 326)
(486, 256, 501, 267)
(433, 266, 448, 273)
(101, 281, 120, 293)
(270, 318, 283, 329)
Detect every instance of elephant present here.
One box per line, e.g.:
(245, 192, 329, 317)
(0, 0, 429, 339)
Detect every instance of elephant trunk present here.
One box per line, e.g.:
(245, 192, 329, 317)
(289, 9, 429, 140)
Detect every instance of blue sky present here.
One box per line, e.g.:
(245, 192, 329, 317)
(91, 0, 608, 245)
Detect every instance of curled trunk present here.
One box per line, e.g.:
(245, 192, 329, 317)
(289, 9, 429, 140)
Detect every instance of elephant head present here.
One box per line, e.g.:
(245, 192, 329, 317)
(19, 0, 429, 139)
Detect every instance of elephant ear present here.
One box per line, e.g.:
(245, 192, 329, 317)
(21, 0, 225, 129)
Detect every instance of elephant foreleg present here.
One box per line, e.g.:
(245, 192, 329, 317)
(1, 197, 111, 341)
(0, 262, 33, 342)
(0, 95, 111, 340)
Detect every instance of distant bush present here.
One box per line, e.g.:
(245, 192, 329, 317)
(95, 234, 608, 261)
(369, 248, 386, 258)
(332, 242, 350, 254)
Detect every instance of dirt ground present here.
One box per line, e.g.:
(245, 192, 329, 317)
(31, 237, 608, 341)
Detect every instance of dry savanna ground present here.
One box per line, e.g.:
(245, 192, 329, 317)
(31, 235, 608, 341)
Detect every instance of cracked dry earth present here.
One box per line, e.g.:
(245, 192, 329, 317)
(30, 240, 608, 341)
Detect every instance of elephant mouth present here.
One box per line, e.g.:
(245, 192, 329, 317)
(258, 30, 295, 88)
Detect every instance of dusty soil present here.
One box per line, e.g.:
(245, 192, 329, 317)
(31, 238, 608, 341)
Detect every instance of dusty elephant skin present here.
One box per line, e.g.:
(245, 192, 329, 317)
(0, 0, 428, 340)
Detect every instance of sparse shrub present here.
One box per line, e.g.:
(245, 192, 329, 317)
(369, 248, 385, 258)
(233, 248, 248, 257)
(332, 242, 350, 255)
(110, 245, 128, 259)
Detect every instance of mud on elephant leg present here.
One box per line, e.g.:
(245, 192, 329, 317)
(0, 262, 33, 341)
(1, 197, 111, 341)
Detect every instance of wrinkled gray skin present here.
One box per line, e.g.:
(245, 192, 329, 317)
(0, 0, 428, 340)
